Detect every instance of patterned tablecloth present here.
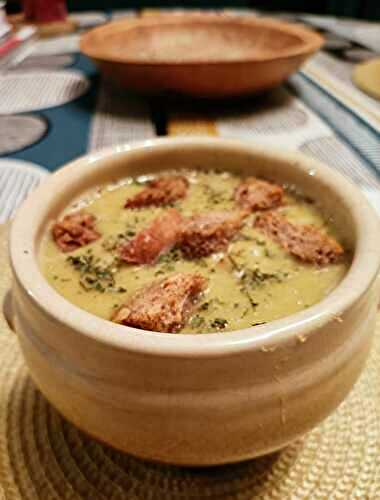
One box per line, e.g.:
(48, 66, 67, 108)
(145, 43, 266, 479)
(0, 8, 379, 222)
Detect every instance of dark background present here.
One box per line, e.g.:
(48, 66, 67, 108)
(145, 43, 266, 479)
(65, 1, 380, 20)
(6, 1, 380, 20)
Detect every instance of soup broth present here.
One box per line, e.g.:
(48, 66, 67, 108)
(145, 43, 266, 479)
(40, 170, 349, 333)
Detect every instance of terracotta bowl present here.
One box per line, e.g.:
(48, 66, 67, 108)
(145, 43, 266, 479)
(9, 138, 380, 466)
(80, 14, 324, 97)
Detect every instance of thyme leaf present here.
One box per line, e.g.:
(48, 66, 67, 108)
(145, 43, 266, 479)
(210, 318, 228, 330)
(67, 254, 124, 294)
(227, 254, 259, 310)
(190, 315, 206, 329)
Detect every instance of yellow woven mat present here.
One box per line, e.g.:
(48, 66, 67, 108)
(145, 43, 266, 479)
(1, 223, 380, 500)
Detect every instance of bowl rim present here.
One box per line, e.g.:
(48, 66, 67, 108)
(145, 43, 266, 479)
(10, 137, 380, 358)
(80, 14, 324, 66)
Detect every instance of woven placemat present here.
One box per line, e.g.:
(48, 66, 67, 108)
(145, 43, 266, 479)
(0, 224, 379, 500)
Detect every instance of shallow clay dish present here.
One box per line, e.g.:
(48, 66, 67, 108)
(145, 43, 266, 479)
(9, 138, 380, 466)
(80, 14, 324, 97)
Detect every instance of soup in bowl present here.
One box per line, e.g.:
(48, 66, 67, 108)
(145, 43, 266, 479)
(41, 168, 349, 334)
(9, 138, 380, 465)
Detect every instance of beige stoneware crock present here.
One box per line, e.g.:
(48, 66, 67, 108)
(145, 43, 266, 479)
(9, 138, 380, 466)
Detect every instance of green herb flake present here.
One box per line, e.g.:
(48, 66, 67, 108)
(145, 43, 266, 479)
(67, 253, 122, 294)
(102, 236, 118, 251)
(190, 315, 206, 329)
(241, 268, 284, 288)
(210, 318, 228, 330)
(154, 269, 165, 276)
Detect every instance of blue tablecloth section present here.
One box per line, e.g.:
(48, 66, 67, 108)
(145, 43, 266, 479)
(4, 55, 98, 172)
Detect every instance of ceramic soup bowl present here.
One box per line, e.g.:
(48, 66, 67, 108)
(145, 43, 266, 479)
(9, 138, 380, 466)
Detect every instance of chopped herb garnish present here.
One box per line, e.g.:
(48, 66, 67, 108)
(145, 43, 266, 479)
(210, 318, 228, 330)
(158, 248, 182, 264)
(240, 267, 287, 289)
(239, 287, 259, 308)
(227, 254, 259, 311)
(190, 315, 206, 329)
(67, 254, 123, 294)
(203, 185, 227, 205)
(102, 236, 118, 251)
(154, 269, 166, 276)
(200, 301, 210, 311)
(156, 248, 181, 273)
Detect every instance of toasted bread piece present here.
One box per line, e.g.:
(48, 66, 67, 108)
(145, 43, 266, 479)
(125, 175, 189, 208)
(254, 211, 344, 265)
(52, 211, 100, 253)
(119, 208, 183, 265)
(112, 272, 208, 333)
(235, 177, 283, 211)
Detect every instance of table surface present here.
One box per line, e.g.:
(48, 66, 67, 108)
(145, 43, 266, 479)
(0, 8, 379, 222)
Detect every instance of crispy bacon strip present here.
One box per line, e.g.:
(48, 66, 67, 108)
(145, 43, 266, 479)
(234, 177, 283, 212)
(254, 211, 344, 265)
(52, 211, 101, 253)
(125, 175, 189, 209)
(112, 273, 208, 333)
(180, 211, 245, 259)
(119, 208, 183, 265)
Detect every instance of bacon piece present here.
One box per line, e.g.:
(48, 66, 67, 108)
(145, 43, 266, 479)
(125, 175, 189, 209)
(112, 273, 208, 333)
(119, 208, 183, 265)
(254, 211, 344, 265)
(234, 177, 283, 211)
(180, 211, 245, 259)
(52, 211, 100, 253)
